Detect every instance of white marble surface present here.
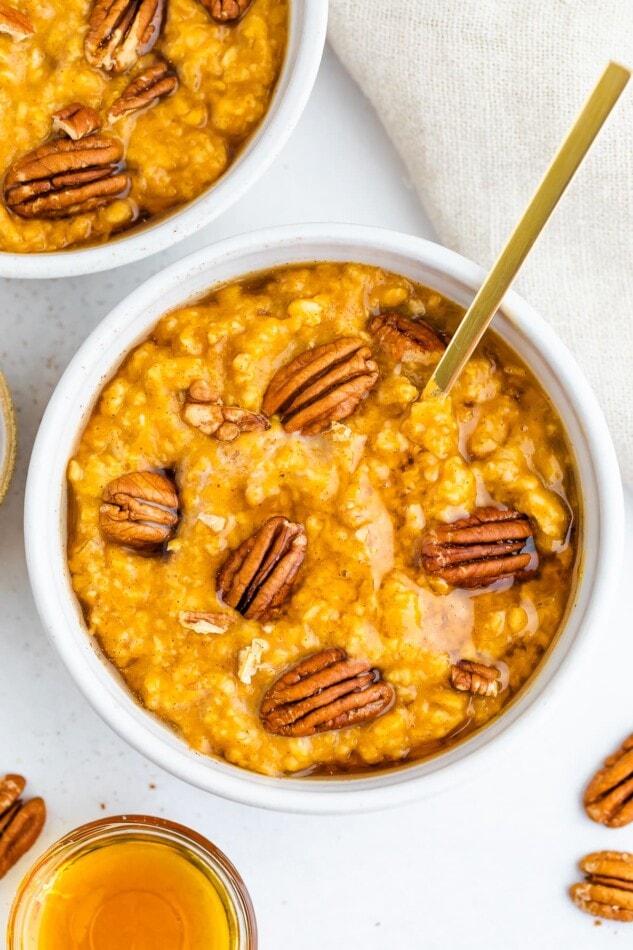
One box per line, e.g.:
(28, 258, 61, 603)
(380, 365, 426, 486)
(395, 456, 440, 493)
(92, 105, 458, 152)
(1, 45, 632, 949)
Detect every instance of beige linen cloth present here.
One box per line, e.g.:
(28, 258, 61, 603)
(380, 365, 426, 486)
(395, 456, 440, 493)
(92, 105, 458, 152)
(328, 0, 633, 486)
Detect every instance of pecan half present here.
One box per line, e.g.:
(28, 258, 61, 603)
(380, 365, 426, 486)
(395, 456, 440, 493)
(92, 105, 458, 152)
(260, 647, 395, 737)
(4, 135, 128, 219)
(0, 1, 33, 39)
(217, 516, 306, 621)
(262, 338, 379, 436)
(201, 0, 253, 23)
(450, 659, 499, 697)
(0, 797, 46, 879)
(419, 507, 536, 589)
(183, 379, 269, 443)
(99, 470, 179, 551)
(84, 0, 165, 73)
(109, 61, 178, 119)
(368, 312, 446, 364)
(584, 735, 633, 828)
(571, 852, 633, 922)
(0, 775, 25, 815)
(52, 103, 103, 140)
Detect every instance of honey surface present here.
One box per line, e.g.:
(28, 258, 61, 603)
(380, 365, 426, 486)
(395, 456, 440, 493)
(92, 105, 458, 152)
(0, 0, 287, 252)
(37, 838, 231, 949)
(67, 263, 580, 776)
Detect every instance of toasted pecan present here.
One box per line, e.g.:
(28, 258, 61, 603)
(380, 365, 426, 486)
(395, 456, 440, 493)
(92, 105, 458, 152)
(201, 0, 253, 23)
(450, 660, 500, 697)
(261, 647, 395, 737)
(52, 103, 103, 140)
(0, 797, 46, 879)
(584, 735, 633, 828)
(262, 337, 379, 436)
(109, 61, 178, 119)
(368, 311, 446, 364)
(99, 470, 179, 551)
(0, 0, 33, 39)
(571, 852, 633, 922)
(84, 0, 165, 73)
(182, 379, 269, 443)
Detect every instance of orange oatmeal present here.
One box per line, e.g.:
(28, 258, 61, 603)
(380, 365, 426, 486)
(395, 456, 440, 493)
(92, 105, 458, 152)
(0, 0, 287, 252)
(67, 263, 580, 776)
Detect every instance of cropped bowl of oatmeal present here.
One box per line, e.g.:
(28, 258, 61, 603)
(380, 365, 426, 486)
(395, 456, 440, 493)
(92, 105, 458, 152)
(25, 227, 623, 811)
(0, 1, 326, 276)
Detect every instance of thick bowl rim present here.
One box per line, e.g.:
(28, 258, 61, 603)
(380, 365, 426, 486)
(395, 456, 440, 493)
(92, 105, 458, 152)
(0, 0, 328, 279)
(24, 224, 624, 813)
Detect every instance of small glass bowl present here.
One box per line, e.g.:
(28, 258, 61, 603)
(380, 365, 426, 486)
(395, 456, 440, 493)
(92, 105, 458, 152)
(7, 814, 257, 949)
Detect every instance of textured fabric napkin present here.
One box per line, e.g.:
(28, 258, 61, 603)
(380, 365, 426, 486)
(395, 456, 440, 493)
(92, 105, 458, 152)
(328, 0, 633, 485)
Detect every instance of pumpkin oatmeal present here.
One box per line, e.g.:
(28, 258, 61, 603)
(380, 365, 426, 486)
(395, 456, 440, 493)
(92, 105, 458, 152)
(67, 262, 580, 777)
(0, 0, 287, 252)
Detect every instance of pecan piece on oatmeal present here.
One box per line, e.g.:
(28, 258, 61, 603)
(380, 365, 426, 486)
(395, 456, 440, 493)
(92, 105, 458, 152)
(217, 516, 306, 621)
(571, 852, 633, 922)
(0, 796, 46, 879)
(183, 379, 269, 443)
(178, 611, 233, 634)
(262, 338, 379, 436)
(0, 1, 33, 39)
(450, 659, 500, 697)
(99, 470, 179, 551)
(201, 0, 253, 23)
(109, 61, 178, 119)
(4, 135, 129, 219)
(84, 0, 165, 73)
(260, 647, 395, 737)
(368, 311, 446, 364)
(584, 735, 633, 828)
(52, 103, 103, 141)
(419, 507, 536, 589)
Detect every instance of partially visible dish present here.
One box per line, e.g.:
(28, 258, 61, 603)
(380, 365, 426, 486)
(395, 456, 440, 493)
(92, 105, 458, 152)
(0, 369, 16, 505)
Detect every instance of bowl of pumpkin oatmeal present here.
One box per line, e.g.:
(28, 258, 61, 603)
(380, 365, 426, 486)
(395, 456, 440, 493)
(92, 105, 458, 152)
(25, 225, 623, 812)
(0, 0, 326, 277)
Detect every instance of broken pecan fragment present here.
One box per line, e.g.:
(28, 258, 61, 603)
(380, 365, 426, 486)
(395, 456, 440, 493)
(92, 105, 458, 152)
(368, 312, 446, 364)
(584, 734, 633, 828)
(201, 0, 253, 23)
(0, 0, 33, 39)
(450, 659, 500, 697)
(52, 103, 103, 140)
(178, 611, 233, 634)
(217, 516, 306, 621)
(84, 0, 165, 73)
(260, 647, 395, 737)
(183, 379, 269, 443)
(4, 135, 128, 219)
(109, 61, 178, 119)
(0, 796, 46, 879)
(571, 852, 633, 922)
(99, 470, 179, 551)
(419, 507, 536, 589)
(262, 338, 379, 436)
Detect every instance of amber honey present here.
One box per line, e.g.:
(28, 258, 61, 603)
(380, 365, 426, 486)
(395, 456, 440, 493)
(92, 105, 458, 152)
(7, 816, 257, 950)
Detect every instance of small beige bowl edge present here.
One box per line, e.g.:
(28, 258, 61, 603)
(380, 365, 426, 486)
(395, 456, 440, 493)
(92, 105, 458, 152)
(0, 369, 16, 505)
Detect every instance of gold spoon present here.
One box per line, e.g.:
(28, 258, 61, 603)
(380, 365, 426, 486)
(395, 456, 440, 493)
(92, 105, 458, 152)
(424, 60, 630, 398)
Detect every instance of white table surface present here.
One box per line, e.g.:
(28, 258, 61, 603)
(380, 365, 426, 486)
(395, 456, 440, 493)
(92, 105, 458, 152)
(1, 44, 632, 949)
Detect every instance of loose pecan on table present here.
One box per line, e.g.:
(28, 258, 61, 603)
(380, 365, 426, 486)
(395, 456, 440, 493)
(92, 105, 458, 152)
(4, 136, 129, 219)
(109, 61, 178, 119)
(450, 659, 500, 697)
(99, 470, 179, 551)
(260, 647, 395, 737)
(217, 516, 306, 621)
(52, 103, 103, 140)
(183, 379, 269, 443)
(201, 0, 253, 23)
(0, 774, 46, 879)
(571, 852, 633, 922)
(368, 312, 446, 364)
(0, 1, 33, 39)
(419, 507, 536, 589)
(262, 338, 379, 436)
(584, 734, 633, 828)
(84, 0, 165, 73)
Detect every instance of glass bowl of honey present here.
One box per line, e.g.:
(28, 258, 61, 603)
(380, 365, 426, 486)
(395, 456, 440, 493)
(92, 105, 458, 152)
(7, 814, 257, 949)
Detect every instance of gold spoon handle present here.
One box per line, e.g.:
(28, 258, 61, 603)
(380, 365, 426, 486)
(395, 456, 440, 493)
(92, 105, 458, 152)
(425, 60, 630, 397)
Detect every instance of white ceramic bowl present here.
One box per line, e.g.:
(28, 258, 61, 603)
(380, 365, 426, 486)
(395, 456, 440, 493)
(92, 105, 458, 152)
(0, 2, 327, 280)
(25, 225, 624, 813)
